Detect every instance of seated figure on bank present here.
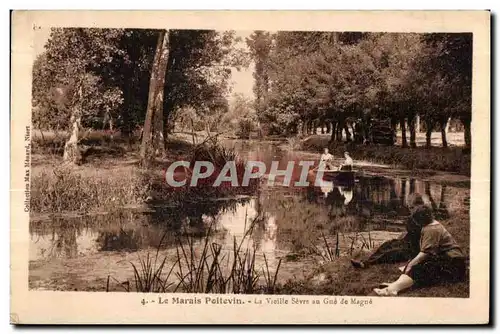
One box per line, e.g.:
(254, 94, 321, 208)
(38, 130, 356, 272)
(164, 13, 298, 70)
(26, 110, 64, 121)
(350, 193, 467, 296)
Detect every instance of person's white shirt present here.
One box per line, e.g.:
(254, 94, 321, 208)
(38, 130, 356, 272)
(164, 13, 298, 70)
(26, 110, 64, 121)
(319, 152, 334, 171)
(344, 156, 353, 166)
(320, 153, 333, 162)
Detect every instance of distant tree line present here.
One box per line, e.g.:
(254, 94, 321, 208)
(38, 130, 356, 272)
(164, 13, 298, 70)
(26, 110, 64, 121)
(246, 31, 472, 148)
(32, 29, 472, 167)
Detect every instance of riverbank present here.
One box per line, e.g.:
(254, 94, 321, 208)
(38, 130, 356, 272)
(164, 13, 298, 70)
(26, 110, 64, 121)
(29, 209, 470, 297)
(30, 133, 256, 214)
(275, 209, 470, 298)
(300, 135, 471, 176)
(29, 134, 470, 298)
(31, 135, 185, 214)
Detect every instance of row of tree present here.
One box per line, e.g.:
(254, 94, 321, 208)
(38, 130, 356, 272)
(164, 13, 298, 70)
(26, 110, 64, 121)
(245, 31, 472, 148)
(32, 29, 472, 167)
(32, 28, 248, 165)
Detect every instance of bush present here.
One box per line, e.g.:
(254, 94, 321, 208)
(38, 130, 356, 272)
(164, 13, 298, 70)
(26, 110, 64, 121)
(235, 119, 254, 139)
(31, 130, 67, 155)
(183, 141, 259, 196)
(30, 167, 150, 213)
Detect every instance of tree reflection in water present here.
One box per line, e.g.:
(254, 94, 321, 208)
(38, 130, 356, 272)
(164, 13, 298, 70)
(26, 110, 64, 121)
(30, 217, 82, 259)
(244, 174, 452, 256)
(30, 175, 453, 262)
(95, 197, 248, 252)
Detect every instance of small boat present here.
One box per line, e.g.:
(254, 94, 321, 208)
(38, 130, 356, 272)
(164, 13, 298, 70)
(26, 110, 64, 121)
(318, 169, 357, 185)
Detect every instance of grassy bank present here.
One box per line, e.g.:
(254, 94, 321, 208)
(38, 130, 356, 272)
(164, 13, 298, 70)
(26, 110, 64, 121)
(275, 209, 470, 297)
(30, 167, 150, 213)
(30, 132, 257, 214)
(301, 135, 471, 176)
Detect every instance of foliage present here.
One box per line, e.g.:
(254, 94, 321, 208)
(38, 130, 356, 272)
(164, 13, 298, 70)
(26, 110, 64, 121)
(30, 167, 150, 213)
(226, 93, 257, 138)
(252, 31, 472, 148)
(32, 28, 249, 138)
(32, 28, 126, 131)
(246, 31, 272, 114)
(116, 220, 282, 294)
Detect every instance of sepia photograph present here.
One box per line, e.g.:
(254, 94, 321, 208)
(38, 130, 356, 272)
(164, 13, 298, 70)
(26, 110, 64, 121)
(11, 10, 490, 324)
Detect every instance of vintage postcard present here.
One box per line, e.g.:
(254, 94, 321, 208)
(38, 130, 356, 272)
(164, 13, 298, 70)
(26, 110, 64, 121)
(10, 10, 490, 324)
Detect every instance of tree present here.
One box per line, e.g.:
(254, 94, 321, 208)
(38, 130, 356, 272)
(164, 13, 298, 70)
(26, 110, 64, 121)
(35, 28, 125, 164)
(140, 30, 170, 167)
(161, 30, 248, 146)
(33, 28, 248, 164)
(227, 93, 256, 139)
(246, 31, 272, 115)
(358, 33, 427, 148)
(422, 33, 472, 148)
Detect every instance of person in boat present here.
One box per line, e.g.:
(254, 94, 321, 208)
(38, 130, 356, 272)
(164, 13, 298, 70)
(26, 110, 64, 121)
(319, 147, 335, 171)
(373, 205, 466, 296)
(350, 194, 426, 269)
(339, 151, 354, 171)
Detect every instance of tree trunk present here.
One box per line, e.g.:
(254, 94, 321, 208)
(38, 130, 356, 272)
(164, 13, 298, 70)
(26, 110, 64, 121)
(140, 30, 170, 167)
(336, 123, 343, 142)
(400, 117, 408, 148)
(408, 115, 417, 148)
(63, 86, 83, 165)
(415, 115, 420, 133)
(325, 122, 331, 134)
(344, 123, 352, 142)
(409, 178, 415, 194)
(63, 109, 82, 165)
(462, 118, 471, 149)
(439, 185, 447, 207)
(162, 103, 172, 150)
(440, 119, 448, 148)
(425, 120, 433, 148)
(330, 122, 336, 143)
(440, 127, 448, 148)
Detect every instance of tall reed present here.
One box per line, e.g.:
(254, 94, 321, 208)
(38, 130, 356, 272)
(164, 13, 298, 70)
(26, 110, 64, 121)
(111, 217, 282, 294)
